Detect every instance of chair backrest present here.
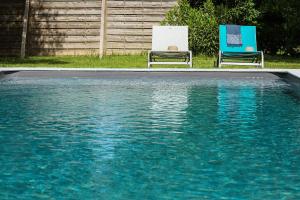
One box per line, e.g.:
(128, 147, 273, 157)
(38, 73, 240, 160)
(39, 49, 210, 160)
(152, 26, 189, 51)
(219, 25, 257, 52)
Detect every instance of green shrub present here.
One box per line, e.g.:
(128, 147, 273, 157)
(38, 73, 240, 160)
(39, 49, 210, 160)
(162, 0, 218, 56)
(162, 0, 259, 56)
(218, 0, 259, 25)
(258, 0, 300, 55)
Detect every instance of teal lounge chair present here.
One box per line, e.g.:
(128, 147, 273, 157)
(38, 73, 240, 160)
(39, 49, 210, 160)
(218, 25, 264, 68)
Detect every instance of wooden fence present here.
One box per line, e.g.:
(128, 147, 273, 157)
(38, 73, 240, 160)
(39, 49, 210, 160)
(105, 0, 177, 55)
(0, 0, 25, 56)
(27, 0, 102, 56)
(0, 0, 176, 56)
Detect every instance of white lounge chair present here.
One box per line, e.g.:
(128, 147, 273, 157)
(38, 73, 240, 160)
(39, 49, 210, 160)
(148, 26, 192, 68)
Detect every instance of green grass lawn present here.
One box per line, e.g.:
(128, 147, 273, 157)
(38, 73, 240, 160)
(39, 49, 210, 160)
(0, 55, 299, 68)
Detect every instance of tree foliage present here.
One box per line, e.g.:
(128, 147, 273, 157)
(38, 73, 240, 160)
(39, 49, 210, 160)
(258, 0, 300, 55)
(162, 0, 218, 55)
(162, 0, 259, 55)
(172, 0, 300, 55)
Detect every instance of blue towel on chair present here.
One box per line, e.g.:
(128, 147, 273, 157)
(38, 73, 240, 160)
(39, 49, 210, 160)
(226, 25, 242, 47)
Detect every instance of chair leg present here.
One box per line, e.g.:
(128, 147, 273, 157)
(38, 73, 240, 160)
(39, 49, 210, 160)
(148, 51, 151, 68)
(189, 51, 193, 68)
(218, 51, 222, 68)
(261, 51, 264, 68)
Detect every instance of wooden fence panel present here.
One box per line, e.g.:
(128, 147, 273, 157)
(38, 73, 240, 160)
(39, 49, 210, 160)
(105, 0, 176, 55)
(0, 0, 176, 56)
(27, 0, 102, 56)
(0, 0, 25, 56)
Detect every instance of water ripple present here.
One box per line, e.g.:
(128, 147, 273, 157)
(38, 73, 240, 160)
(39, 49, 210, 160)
(0, 77, 300, 199)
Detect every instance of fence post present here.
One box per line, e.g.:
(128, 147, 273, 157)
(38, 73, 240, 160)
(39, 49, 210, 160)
(21, 0, 30, 58)
(99, 0, 107, 58)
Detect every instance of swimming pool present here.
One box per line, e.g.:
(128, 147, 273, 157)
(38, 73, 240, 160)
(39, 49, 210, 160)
(0, 71, 300, 199)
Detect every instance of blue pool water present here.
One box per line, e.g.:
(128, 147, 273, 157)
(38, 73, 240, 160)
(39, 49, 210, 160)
(0, 74, 300, 199)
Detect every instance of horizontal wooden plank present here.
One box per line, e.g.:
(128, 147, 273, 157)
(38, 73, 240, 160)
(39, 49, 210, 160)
(31, 8, 101, 15)
(0, 30, 22, 36)
(29, 48, 99, 56)
(107, 29, 152, 36)
(107, 15, 164, 22)
(0, 3, 24, 8)
(0, 0, 24, 3)
(30, 15, 101, 22)
(30, 42, 99, 49)
(0, 15, 23, 21)
(106, 35, 152, 42)
(0, 22, 23, 28)
(106, 49, 146, 55)
(30, 1, 102, 9)
(0, 9, 24, 15)
(30, 36, 100, 43)
(0, 49, 20, 56)
(107, 42, 151, 49)
(0, 38, 22, 43)
(107, 8, 170, 15)
(30, 21, 100, 29)
(107, 1, 176, 8)
(29, 29, 100, 36)
(0, 42, 22, 49)
(107, 22, 160, 29)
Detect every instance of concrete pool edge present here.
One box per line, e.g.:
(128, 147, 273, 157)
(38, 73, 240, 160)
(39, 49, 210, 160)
(0, 68, 300, 79)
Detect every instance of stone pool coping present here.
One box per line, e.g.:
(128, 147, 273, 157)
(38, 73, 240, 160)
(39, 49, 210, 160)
(0, 68, 300, 79)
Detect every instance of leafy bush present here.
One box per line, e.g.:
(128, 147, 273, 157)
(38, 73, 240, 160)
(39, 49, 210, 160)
(162, 0, 259, 56)
(258, 0, 300, 55)
(184, 0, 300, 56)
(218, 0, 260, 25)
(162, 0, 218, 56)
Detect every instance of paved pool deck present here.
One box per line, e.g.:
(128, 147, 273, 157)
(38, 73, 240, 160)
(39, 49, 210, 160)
(0, 68, 300, 79)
